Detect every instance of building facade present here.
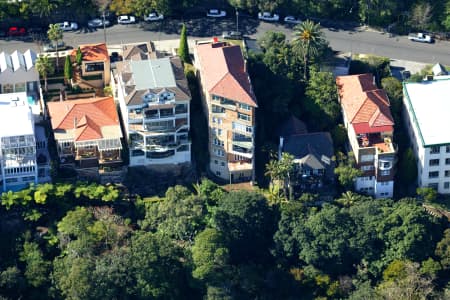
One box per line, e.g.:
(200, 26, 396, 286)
(0, 93, 38, 191)
(0, 49, 43, 119)
(112, 48, 191, 166)
(403, 77, 450, 193)
(336, 73, 396, 198)
(47, 96, 123, 181)
(194, 41, 257, 183)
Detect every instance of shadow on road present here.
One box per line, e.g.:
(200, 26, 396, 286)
(141, 17, 259, 38)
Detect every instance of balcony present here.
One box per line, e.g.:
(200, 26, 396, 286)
(231, 142, 253, 158)
(99, 149, 122, 164)
(357, 134, 395, 154)
(146, 149, 176, 159)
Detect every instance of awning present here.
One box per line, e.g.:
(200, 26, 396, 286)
(98, 139, 122, 150)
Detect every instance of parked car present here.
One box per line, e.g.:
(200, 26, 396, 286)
(207, 9, 226, 18)
(57, 21, 78, 31)
(222, 31, 242, 40)
(7, 26, 27, 37)
(117, 15, 136, 24)
(284, 16, 301, 24)
(144, 12, 164, 22)
(408, 32, 434, 43)
(258, 12, 279, 22)
(43, 41, 70, 52)
(88, 18, 111, 28)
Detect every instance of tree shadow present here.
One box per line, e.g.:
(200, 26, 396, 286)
(141, 17, 259, 38)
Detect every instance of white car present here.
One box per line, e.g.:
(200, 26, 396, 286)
(284, 16, 301, 24)
(258, 12, 279, 22)
(207, 9, 226, 18)
(88, 18, 111, 28)
(58, 21, 78, 31)
(117, 15, 136, 24)
(144, 12, 164, 22)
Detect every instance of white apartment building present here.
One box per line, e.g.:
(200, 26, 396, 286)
(0, 49, 43, 119)
(0, 93, 38, 191)
(112, 45, 191, 166)
(336, 74, 396, 198)
(403, 76, 450, 193)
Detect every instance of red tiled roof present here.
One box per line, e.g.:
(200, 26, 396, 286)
(336, 73, 394, 133)
(71, 43, 109, 62)
(196, 42, 257, 107)
(47, 97, 120, 141)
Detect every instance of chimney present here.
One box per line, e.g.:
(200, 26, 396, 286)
(213, 37, 219, 43)
(74, 117, 77, 128)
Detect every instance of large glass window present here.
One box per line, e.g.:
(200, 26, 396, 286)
(85, 62, 104, 72)
(430, 146, 440, 154)
(429, 171, 439, 178)
(429, 159, 440, 166)
(238, 112, 251, 122)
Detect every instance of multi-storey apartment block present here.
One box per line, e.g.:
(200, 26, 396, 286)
(113, 45, 191, 166)
(403, 76, 450, 193)
(336, 73, 396, 198)
(194, 41, 257, 183)
(47, 96, 123, 181)
(0, 49, 43, 119)
(0, 93, 38, 191)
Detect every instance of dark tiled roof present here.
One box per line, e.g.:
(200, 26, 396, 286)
(278, 115, 308, 137)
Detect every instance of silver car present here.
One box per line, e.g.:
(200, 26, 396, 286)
(88, 18, 111, 28)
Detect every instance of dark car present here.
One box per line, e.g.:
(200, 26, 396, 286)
(222, 31, 243, 40)
(7, 26, 26, 37)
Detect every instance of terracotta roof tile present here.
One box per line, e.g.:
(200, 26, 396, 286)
(336, 73, 394, 131)
(47, 96, 120, 142)
(196, 42, 257, 107)
(72, 43, 109, 62)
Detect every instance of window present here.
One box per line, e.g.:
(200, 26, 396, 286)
(446, 145, 450, 153)
(214, 160, 218, 164)
(429, 159, 440, 166)
(429, 171, 439, 178)
(213, 148, 225, 157)
(85, 62, 104, 72)
(232, 122, 253, 134)
(361, 155, 374, 162)
(239, 103, 251, 111)
(212, 105, 225, 114)
(213, 138, 224, 146)
(212, 117, 217, 123)
(446, 170, 450, 177)
(380, 181, 389, 186)
(361, 165, 374, 171)
(430, 146, 440, 154)
(445, 182, 450, 189)
(238, 112, 251, 122)
(446, 158, 450, 165)
(212, 95, 221, 101)
(215, 171, 221, 176)
(220, 98, 235, 106)
(381, 170, 390, 176)
(221, 161, 225, 167)
(379, 161, 391, 169)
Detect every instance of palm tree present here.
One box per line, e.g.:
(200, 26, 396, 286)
(47, 24, 63, 69)
(35, 55, 54, 92)
(265, 152, 295, 200)
(293, 20, 326, 81)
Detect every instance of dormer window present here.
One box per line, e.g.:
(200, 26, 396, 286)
(143, 92, 156, 103)
(158, 91, 174, 102)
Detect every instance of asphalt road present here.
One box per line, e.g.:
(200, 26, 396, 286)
(1, 17, 449, 65)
